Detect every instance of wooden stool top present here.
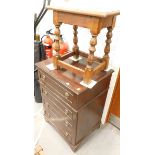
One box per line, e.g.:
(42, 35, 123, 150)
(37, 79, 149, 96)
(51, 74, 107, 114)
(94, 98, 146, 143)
(47, 6, 120, 18)
(47, 6, 120, 34)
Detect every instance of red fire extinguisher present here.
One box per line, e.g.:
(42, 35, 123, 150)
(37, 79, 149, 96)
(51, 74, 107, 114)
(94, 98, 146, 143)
(41, 29, 69, 58)
(58, 35, 69, 55)
(41, 29, 53, 58)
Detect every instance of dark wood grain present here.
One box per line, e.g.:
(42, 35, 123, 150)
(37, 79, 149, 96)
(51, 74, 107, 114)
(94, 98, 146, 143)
(72, 25, 79, 59)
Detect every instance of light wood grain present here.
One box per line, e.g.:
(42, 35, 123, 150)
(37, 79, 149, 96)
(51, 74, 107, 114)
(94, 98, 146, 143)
(48, 6, 119, 84)
(47, 6, 120, 18)
(58, 60, 85, 76)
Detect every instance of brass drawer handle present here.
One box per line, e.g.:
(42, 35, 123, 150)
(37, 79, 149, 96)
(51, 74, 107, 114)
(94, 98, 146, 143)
(41, 74, 46, 81)
(65, 109, 69, 115)
(65, 92, 69, 98)
(65, 120, 69, 127)
(39, 81, 44, 85)
(65, 132, 69, 136)
(44, 90, 48, 95)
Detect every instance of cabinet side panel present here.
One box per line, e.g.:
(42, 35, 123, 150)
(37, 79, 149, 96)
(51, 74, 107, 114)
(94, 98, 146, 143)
(76, 91, 108, 143)
(78, 74, 112, 109)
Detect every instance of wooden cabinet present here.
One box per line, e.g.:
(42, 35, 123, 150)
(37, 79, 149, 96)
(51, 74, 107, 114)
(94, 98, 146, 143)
(35, 5, 119, 152)
(36, 59, 113, 151)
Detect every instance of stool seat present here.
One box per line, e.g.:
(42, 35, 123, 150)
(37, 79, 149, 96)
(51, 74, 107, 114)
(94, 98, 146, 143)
(47, 6, 120, 18)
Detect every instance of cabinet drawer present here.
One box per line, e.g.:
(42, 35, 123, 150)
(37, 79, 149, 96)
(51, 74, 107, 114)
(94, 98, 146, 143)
(46, 105, 72, 143)
(38, 71, 76, 105)
(44, 81, 74, 105)
(43, 97, 72, 133)
(49, 106, 72, 133)
(41, 86, 73, 120)
(43, 95, 73, 126)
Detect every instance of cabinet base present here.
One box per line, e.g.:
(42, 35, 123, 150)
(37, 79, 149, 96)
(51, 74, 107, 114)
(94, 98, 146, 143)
(68, 122, 101, 152)
(45, 116, 101, 152)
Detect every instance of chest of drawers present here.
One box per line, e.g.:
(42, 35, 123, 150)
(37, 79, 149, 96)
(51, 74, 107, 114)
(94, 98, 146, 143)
(36, 59, 113, 151)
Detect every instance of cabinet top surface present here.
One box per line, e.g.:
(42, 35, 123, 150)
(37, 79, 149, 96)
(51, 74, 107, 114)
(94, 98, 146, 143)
(47, 6, 120, 18)
(36, 58, 113, 95)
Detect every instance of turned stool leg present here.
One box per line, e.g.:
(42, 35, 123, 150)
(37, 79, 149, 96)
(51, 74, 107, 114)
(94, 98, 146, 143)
(53, 23, 61, 69)
(83, 34, 97, 84)
(103, 26, 113, 69)
(72, 25, 79, 59)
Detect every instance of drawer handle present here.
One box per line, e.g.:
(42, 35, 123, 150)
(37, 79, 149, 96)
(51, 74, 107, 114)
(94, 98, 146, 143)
(39, 81, 44, 85)
(65, 92, 69, 98)
(65, 132, 69, 137)
(65, 120, 69, 127)
(44, 90, 48, 95)
(65, 109, 69, 115)
(41, 75, 46, 81)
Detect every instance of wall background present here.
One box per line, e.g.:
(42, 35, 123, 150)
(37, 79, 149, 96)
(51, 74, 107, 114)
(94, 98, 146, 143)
(34, 0, 120, 124)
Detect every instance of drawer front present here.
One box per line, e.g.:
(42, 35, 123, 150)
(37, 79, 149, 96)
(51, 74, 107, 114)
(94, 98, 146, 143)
(41, 86, 73, 121)
(43, 95, 73, 128)
(48, 106, 72, 135)
(42, 98, 72, 143)
(49, 109, 72, 143)
(38, 70, 77, 105)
